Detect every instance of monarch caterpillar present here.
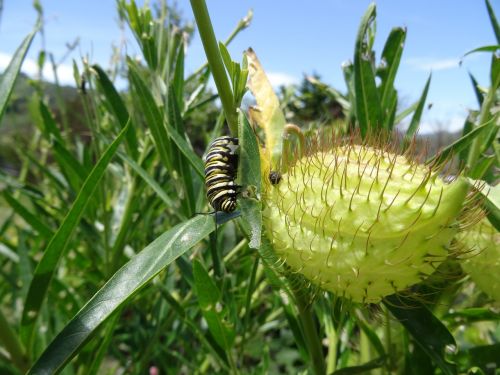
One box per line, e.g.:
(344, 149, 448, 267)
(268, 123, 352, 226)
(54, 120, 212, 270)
(204, 136, 240, 213)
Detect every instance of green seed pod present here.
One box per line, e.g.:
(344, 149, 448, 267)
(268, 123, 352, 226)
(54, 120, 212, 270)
(263, 142, 469, 303)
(459, 218, 500, 301)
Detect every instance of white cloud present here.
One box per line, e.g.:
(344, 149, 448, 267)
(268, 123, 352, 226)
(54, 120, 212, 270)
(0, 52, 75, 86)
(405, 57, 460, 71)
(266, 71, 298, 87)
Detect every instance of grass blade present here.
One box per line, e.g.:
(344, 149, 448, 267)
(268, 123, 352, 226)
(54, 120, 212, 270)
(2, 192, 54, 239)
(20, 124, 130, 352)
(117, 151, 180, 214)
(165, 92, 205, 178)
(485, 0, 499, 44)
(0, 28, 37, 123)
(127, 58, 173, 173)
(468, 179, 500, 231)
(28, 214, 215, 375)
(93, 65, 139, 160)
(468, 72, 484, 107)
(353, 3, 382, 136)
(378, 27, 406, 129)
(427, 118, 495, 166)
(463, 45, 499, 57)
(405, 74, 431, 139)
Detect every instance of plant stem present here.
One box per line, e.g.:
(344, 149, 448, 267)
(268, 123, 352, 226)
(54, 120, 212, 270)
(293, 290, 326, 375)
(324, 313, 337, 374)
(188, 9, 253, 81)
(384, 307, 393, 372)
(189, 0, 238, 136)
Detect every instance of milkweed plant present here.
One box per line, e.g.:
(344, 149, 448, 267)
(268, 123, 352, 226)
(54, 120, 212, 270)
(0, 0, 498, 374)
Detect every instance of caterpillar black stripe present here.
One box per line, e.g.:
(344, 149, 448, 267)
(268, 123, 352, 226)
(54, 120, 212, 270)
(204, 136, 239, 213)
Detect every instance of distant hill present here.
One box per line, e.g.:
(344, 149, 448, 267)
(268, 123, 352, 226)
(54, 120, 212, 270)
(0, 73, 463, 174)
(0, 73, 83, 173)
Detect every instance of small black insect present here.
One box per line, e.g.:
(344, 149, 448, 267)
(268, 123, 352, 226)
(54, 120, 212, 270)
(269, 170, 282, 185)
(204, 136, 240, 213)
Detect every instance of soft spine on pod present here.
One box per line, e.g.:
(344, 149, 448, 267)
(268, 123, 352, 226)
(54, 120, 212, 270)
(263, 138, 469, 303)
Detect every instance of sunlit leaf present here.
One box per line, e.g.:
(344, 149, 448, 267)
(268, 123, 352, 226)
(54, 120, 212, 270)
(246, 48, 286, 169)
(28, 215, 215, 374)
(238, 110, 261, 249)
(0, 28, 37, 123)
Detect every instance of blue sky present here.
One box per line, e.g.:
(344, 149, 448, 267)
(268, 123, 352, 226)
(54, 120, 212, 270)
(0, 0, 497, 133)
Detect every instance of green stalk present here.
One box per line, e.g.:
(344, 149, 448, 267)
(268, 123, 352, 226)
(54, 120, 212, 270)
(384, 307, 393, 373)
(189, 0, 238, 136)
(0, 308, 30, 372)
(293, 290, 326, 375)
(324, 314, 337, 373)
(188, 9, 253, 81)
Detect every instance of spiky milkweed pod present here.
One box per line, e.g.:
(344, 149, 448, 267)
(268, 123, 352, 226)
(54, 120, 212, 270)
(458, 218, 500, 301)
(262, 135, 469, 303)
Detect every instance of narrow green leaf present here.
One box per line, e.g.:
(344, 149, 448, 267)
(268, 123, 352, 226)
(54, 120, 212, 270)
(356, 317, 385, 357)
(443, 308, 500, 326)
(52, 138, 88, 187)
(166, 86, 201, 213)
(405, 74, 431, 139)
(2, 192, 54, 239)
(353, 3, 382, 136)
(117, 151, 181, 216)
(0, 242, 19, 263)
(184, 93, 218, 117)
(165, 87, 205, 179)
(86, 311, 121, 375)
(468, 72, 485, 107)
(20, 124, 129, 352)
(0, 28, 37, 123)
(127, 58, 173, 172)
(332, 356, 386, 374)
(93, 65, 139, 160)
(384, 295, 457, 375)
(485, 0, 500, 44)
(467, 179, 500, 231)
(463, 45, 499, 57)
(0, 309, 30, 373)
(218, 42, 233, 79)
(427, 119, 495, 166)
(378, 27, 406, 129)
(238, 110, 261, 249)
(193, 260, 235, 350)
(468, 154, 495, 180)
(395, 100, 418, 125)
(39, 101, 63, 143)
(458, 112, 477, 164)
(173, 43, 185, 112)
(159, 284, 230, 369)
(342, 61, 356, 122)
(29, 215, 214, 374)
